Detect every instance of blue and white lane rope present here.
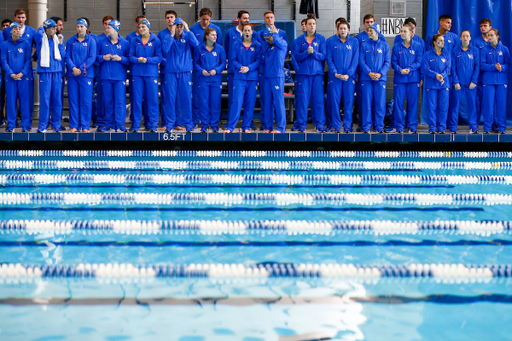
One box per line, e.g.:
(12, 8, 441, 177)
(1, 192, 512, 205)
(1, 150, 510, 158)
(0, 160, 509, 170)
(0, 220, 509, 232)
(0, 263, 510, 278)
(2, 174, 512, 185)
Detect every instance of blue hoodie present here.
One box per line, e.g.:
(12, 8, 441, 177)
(35, 27, 66, 73)
(129, 32, 162, 77)
(96, 36, 130, 81)
(193, 43, 226, 83)
(481, 41, 511, 85)
(224, 26, 243, 74)
(66, 33, 97, 79)
(422, 49, 451, 89)
(326, 34, 359, 80)
(262, 32, 288, 78)
(292, 32, 326, 76)
(162, 30, 199, 73)
(391, 40, 423, 83)
(451, 44, 479, 86)
(1, 35, 32, 79)
(231, 39, 261, 81)
(359, 35, 390, 82)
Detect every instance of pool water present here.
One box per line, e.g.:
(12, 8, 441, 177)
(1, 151, 511, 340)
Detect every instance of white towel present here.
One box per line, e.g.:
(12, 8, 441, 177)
(40, 33, 62, 68)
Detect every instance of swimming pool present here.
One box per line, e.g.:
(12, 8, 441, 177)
(1, 150, 511, 340)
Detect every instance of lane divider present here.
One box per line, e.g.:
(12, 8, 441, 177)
(2, 174, 512, 185)
(0, 219, 509, 232)
(0, 160, 509, 170)
(1, 192, 512, 205)
(0, 263, 509, 278)
(1, 150, 509, 158)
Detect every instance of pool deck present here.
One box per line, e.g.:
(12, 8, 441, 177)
(1, 124, 512, 143)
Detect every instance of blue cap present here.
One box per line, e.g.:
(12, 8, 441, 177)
(174, 18, 183, 25)
(369, 23, 381, 34)
(139, 19, 150, 29)
(108, 19, 121, 32)
(10, 22, 21, 28)
(43, 19, 57, 30)
(76, 18, 88, 28)
(263, 26, 273, 38)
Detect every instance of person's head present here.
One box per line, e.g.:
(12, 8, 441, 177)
(76, 18, 88, 37)
(2, 19, 12, 30)
(363, 14, 375, 30)
(479, 18, 492, 35)
(102, 15, 114, 33)
(488, 28, 500, 44)
(138, 19, 150, 36)
(438, 14, 452, 31)
(335, 17, 345, 28)
(14, 9, 27, 26)
(306, 14, 316, 35)
(203, 27, 217, 44)
(106, 19, 120, 38)
(432, 33, 444, 49)
(403, 17, 416, 35)
(337, 19, 350, 38)
(400, 23, 413, 41)
(264, 11, 275, 27)
(301, 18, 307, 32)
(368, 23, 381, 40)
(43, 19, 57, 37)
(165, 10, 178, 26)
(238, 10, 250, 26)
(135, 15, 146, 29)
(242, 23, 253, 40)
(263, 26, 273, 43)
(10, 22, 21, 39)
(174, 18, 184, 35)
(199, 8, 212, 27)
(50, 17, 63, 34)
(460, 30, 471, 46)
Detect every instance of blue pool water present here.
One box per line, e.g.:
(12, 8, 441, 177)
(1, 151, 512, 340)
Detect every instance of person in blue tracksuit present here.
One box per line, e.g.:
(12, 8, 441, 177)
(3, 9, 37, 126)
(35, 19, 65, 133)
(262, 26, 288, 133)
(292, 14, 326, 132)
(422, 34, 451, 134)
(193, 28, 226, 132)
(162, 17, 199, 132)
(359, 23, 390, 133)
(473, 18, 494, 130)
(449, 30, 480, 134)
(158, 10, 179, 131)
(224, 11, 250, 111)
(355, 14, 387, 131)
(1, 23, 32, 132)
(481, 29, 510, 134)
(129, 19, 162, 132)
(326, 19, 359, 133)
(255, 11, 288, 131)
(225, 24, 261, 133)
(97, 20, 130, 132)
(66, 19, 97, 132)
(391, 24, 423, 134)
(190, 7, 223, 129)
